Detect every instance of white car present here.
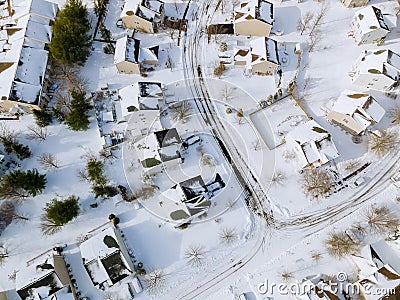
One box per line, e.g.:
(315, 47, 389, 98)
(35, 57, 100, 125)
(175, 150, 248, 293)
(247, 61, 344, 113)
(349, 177, 365, 189)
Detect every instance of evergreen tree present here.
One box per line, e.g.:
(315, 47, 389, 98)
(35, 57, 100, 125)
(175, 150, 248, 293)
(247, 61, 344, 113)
(0, 169, 47, 198)
(49, 0, 92, 65)
(3, 140, 31, 160)
(45, 196, 79, 226)
(32, 109, 53, 127)
(65, 90, 93, 131)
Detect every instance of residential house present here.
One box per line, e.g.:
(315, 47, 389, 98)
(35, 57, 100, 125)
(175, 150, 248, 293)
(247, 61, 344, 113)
(114, 36, 159, 74)
(234, 0, 274, 37)
(350, 240, 400, 300)
(80, 226, 135, 290)
(341, 0, 368, 8)
(121, 0, 164, 33)
(349, 49, 400, 92)
(114, 36, 141, 74)
(159, 175, 212, 227)
(249, 37, 279, 75)
(350, 6, 393, 45)
(115, 81, 164, 138)
(134, 128, 182, 175)
(326, 90, 385, 136)
(286, 120, 340, 169)
(16, 251, 77, 300)
(233, 37, 279, 75)
(0, 0, 57, 113)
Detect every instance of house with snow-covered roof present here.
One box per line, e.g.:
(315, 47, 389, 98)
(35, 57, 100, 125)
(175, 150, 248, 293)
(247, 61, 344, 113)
(134, 128, 182, 175)
(233, 37, 279, 75)
(0, 0, 57, 114)
(115, 81, 164, 138)
(121, 0, 164, 33)
(341, 0, 368, 8)
(114, 36, 159, 74)
(349, 49, 400, 92)
(80, 226, 135, 290)
(158, 175, 212, 227)
(234, 0, 274, 37)
(350, 6, 394, 45)
(16, 251, 77, 300)
(350, 240, 400, 300)
(114, 36, 141, 74)
(326, 90, 385, 136)
(286, 120, 339, 169)
(249, 37, 279, 75)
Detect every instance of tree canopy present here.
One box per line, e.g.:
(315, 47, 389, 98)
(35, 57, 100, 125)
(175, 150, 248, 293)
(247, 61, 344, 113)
(65, 90, 93, 131)
(49, 0, 92, 65)
(0, 169, 47, 199)
(45, 196, 79, 226)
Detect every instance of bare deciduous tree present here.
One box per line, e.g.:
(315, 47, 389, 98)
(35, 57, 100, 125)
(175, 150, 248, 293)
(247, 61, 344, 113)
(184, 244, 206, 267)
(37, 153, 60, 170)
(26, 125, 48, 142)
(297, 11, 314, 35)
(362, 205, 400, 235)
(368, 129, 399, 157)
(134, 185, 157, 200)
(200, 154, 217, 167)
(0, 123, 17, 142)
(77, 168, 90, 182)
(300, 168, 334, 199)
(171, 101, 192, 123)
(279, 271, 294, 282)
(270, 170, 286, 185)
(389, 105, 400, 125)
(219, 227, 237, 245)
(325, 231, 361, 258)
(144, 270, 167, 296)
(219, 85, 237, 102)
(344, 159, 361, 172)
(251, 140, 262, 151)
(311, 251, 323, 262)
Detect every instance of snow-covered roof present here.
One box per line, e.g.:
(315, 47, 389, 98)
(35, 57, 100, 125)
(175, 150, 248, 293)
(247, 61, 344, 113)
(117, 81, 163, 119)
(13, 0, 58, 21)
(121, 0, 162, 21)
(328, 90, 385, 134)
(15, 46, 48, 86)
(120, 0, 141, 19)
(139, 45, 159, 62)
(16, 253, 57, 291)
(80, 227, 121, 263)
(354, 49, 400, 81)
(234, 0, 273, 24)
(114, 36, 140, 64)
(250, 37, 279, 65)
(353, 6, 389, 34)
(154, 128, 182, 148)
(8, 15, 52, 45)
(287, 120, 339, 168)
(351, 241, 400, 300)
(141, 0, 163, 14)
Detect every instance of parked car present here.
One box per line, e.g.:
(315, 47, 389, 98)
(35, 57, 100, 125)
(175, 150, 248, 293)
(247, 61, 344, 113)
(182, 134, 202, 149)
(349, 177, 365, 189)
